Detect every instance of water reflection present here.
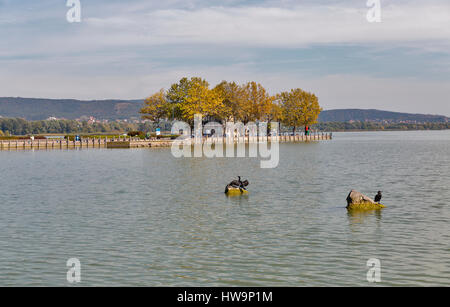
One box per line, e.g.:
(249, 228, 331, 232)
(347, 208, 383, 226)
(1, 131, 450, 286)
(224, 193, 250, 205)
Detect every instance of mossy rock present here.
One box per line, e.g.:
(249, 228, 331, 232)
(347, 201, 385, 210)
(225, 187, 249, 196)
(346, 190, 385, 210)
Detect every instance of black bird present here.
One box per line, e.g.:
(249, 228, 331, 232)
(374, 191, 382, 203)
(225, 176, 249, 193)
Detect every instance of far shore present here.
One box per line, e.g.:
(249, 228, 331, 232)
(1, 128, 450, 140)
(321, 128, 450, 132)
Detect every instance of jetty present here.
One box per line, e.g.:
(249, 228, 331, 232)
(0, 133, 332, 150)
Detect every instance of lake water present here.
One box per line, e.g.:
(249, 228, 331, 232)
(0, 131, 449, 286)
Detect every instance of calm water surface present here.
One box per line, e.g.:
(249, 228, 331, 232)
(0, 131, 449, 286)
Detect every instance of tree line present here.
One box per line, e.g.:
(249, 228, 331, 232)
(2, 116, 449, 137)
(0, 118, 155, 136)
(314, 121, 450, 131)
(140, 77, 322, 133)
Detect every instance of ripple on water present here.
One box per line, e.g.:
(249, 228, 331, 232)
(0, 131, 449, 286)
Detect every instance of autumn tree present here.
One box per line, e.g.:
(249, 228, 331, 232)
(180, 79, 227, 125)
(266, 99, 283, 134)
(240, 81, 275, 124)
(166, 77, 210, 120)
(214, 81, 246, 123)
(162, 77, 227, 126)
(140, 79, 321, 137)
(167, 77, 209, 105)
(140, 89, 169, 123)
(278, 88, 322, 134)
(266, 98, 283, 123)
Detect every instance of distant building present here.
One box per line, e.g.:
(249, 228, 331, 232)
(76, 115, 97, 123)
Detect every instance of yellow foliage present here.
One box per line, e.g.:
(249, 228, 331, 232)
(214, 81, 246, 122)
(140, 89, 169, 122)
(278, 88, 322, 132)
(241, 82, 275, 123)
(141, 78, 321, 133)
(179, 79, 227, 124)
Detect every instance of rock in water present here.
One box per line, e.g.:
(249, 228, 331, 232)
(346, 190, 385, 210)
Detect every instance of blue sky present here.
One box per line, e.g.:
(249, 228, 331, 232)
(0, 0, 449, 115)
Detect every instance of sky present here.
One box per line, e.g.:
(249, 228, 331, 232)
(0, 0, 449, 115)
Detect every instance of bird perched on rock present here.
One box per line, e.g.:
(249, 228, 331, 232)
(374, 191, 382, 203)
(225, 176, 249, 193)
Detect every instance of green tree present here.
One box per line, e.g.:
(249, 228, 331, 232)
(167, 77, 209, 104)
(140, 89, 169, 123)
(164, 77, 227, 126)
(166, 77, 210, 121)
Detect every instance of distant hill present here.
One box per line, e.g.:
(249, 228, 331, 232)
(0, 98, 448, 123)
(0, 97, 144, 120)
(319, 109, 449, 123)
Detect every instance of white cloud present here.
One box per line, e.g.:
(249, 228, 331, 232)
(80, 2, 450, 48)
(2, 1, 449, 56)
(1, 0, 449, 115)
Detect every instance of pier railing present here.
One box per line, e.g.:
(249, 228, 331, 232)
(0, 137, 135, 150)
(0, 133, 332, 150)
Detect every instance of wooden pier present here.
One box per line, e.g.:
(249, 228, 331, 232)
(0, 138, 106, 150)
(0, 133, 332, 150)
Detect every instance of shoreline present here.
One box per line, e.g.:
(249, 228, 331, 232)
(316, 128, 450, 132)
(0, 133, 333, 150)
